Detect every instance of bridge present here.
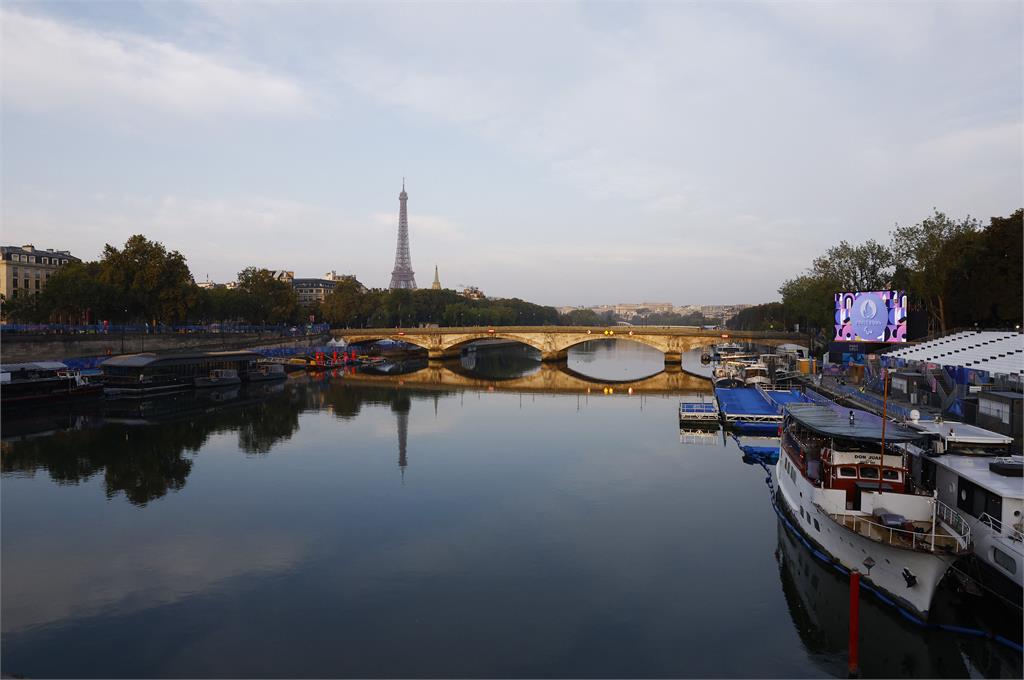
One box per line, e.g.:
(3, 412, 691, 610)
(330, 326, 802, 363)
(322, 361, 712, 395)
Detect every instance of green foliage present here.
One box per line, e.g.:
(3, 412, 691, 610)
(891, 210, 981, 332)
(727, 303, 786, 331)
(560, 308, 603, 325)
(99, 234, 198, 322)
(236, 267, 299, 324)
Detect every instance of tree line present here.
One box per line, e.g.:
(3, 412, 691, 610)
(0, 234, 577, 327)
(727, 209, 1022, 337)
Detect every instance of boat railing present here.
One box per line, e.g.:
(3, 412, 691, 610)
(978, 511, 1023, 542)
(827, 501, 971, 553)
(935, 499, 972, 549)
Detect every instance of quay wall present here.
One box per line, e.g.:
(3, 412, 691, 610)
(0, 332, 330, 363)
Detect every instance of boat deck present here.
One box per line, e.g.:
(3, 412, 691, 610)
(831, 512, 965, 553)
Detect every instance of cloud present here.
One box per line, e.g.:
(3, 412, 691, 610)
(0, 9, 311, 117)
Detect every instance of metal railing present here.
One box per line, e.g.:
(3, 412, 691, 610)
(827, 499, 971, 553)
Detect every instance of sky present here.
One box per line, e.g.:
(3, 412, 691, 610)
(1, 1, 1021, 307)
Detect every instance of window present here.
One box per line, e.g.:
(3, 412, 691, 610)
(839, 466, 857, 478)
(12, 278, 17, 288)
(882, 469, 900, 481)
(34, 271, 40, 279)
(979, 398, 1011, 425)
(993, 547, 1017, 574)
(62, 259, 68, 264)
(34, 279, 40, 290)
(40, 257, 48, 264)
(28, 256, 34, 263)
(813, 519, 820, 531)
(11, 267, 17, 277)
(860, 467, 879, 479)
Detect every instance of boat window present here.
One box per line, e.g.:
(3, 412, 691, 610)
(882, 470, 900, 481)
(839, 466, 857, 478)
(813, 519, 820, 531)
(860, 467, 879, 479)
(993, 547, 1017, 575)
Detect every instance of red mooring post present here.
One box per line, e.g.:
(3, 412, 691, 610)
(848, 569, 861, 678)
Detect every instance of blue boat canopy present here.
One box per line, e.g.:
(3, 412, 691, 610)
(784, 403, 923, 443)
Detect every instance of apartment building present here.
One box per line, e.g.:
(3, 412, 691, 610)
(0, 244, 80, 301)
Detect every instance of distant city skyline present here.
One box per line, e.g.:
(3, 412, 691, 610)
(1, 2, 1020, 306)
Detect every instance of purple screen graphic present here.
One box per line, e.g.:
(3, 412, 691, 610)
(833, 290, 907, 343)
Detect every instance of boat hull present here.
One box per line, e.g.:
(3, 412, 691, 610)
(776, 458, 957, 620)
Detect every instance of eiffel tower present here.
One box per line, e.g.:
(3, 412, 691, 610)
(388, 179, 417, 289)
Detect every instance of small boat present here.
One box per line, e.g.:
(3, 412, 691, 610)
(741, 361, 771, 387)
(777, 401, 972, 620)
(0, 362, 103, 405)
(712, 362, 745, 388)
(194, 368, 241, 388)
(246, 363, 286, 382)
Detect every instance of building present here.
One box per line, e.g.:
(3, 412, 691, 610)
(461, 286, 485, 300)
(272, 270, 294, 284)
(431, 265, 441, 290)
(0, 244, 80, 301)
(292, 278, 337, 306)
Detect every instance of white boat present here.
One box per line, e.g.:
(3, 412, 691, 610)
(901, 419, 1023, 599)
(712, 362, 744, 388)
(776, 402, 972, 620)
(246, 363, 286, 382)
(194, 368, 241, 388)
(741, 361, 771, 387)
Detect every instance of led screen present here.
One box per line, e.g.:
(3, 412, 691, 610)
(833, 290, 907, 343)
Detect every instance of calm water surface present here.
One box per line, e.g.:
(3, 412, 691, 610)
(2, 343, 1020, 678)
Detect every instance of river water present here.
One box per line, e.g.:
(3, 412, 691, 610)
(1, 341, 1020, 678)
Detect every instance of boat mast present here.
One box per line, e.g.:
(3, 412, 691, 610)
(879, 368, 887, 493)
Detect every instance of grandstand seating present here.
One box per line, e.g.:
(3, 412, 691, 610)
(881, 330, 1024, 376)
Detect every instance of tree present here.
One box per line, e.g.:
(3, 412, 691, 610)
(321, 277, 370, 327)
(778, 273, 836, 334)
(890, 210, 980, 333)
(99, 235, 199, 323)
(236, 268, 298, 323)
(38, 261, 118, 324)
(810, 239, 894, 292)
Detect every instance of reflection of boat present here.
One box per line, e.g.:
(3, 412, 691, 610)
(679, 427, 724, 446)
(733, 435, 780, 464)
(775, 517, 971, 678)
(777, 402, 972, 620)
(902, 420, 1023, 602)
(194, 368, 241, 388)
(1, 362, 103, 405)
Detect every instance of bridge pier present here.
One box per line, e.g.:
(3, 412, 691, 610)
(541, 349, 568, 363)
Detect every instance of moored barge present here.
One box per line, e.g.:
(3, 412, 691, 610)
(0, 361, 103, 405)
(101, 351, 261, 396)
(776, 402, 972, 620)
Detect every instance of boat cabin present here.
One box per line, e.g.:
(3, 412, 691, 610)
(781, 403, 923, 511)
(101, 351, 260, 392)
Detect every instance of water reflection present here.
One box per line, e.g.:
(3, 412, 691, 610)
(0, 379, 449, 506)
(568, 339, 665, 381)
(776, 517, 1022, 678)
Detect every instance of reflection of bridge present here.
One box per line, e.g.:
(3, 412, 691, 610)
(329, 361, 711, 395)
(332, 326, 800, 363)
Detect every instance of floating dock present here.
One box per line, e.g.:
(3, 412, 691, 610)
(714, 386, 812, 434)
(678, 393, 720, 424)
